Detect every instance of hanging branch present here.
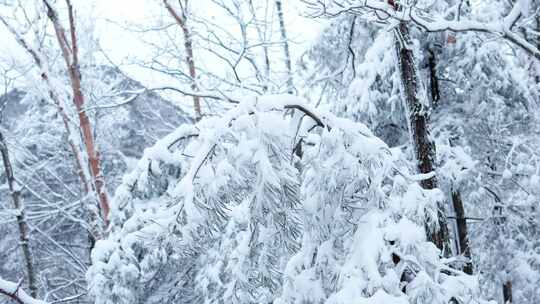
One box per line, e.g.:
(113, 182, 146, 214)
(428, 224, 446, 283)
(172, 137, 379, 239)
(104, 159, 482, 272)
(120, 95, 327, 196)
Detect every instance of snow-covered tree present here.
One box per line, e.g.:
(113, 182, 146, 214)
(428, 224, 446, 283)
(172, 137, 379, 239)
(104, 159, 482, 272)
(301, 0, 540, 302)
(0, 1, 538, 303)
(88, 94, 486, 304)
(0, 1, 191, 301)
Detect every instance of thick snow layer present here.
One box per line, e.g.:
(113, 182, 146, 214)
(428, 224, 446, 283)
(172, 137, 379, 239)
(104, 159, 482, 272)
(87, 94, 488, 304)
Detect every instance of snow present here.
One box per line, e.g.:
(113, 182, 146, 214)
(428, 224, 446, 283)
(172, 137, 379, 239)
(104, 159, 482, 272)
(0, 277, 47, 304)
(502, 169, 513, 180)
(1, 0, 539, 302)
(328, 289, 409, 304)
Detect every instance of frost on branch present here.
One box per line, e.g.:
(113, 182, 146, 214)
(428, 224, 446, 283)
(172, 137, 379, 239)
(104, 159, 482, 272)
(87, 95, 486, 303)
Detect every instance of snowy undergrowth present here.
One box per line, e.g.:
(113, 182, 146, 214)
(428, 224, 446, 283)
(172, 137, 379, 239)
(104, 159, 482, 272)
(87, 95, 489, 304)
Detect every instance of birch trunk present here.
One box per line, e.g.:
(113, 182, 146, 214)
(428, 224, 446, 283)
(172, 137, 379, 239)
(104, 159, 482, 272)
(163, 0, 202, 121)
(43, 0, 110, 226)
(0, 131, 38, 298)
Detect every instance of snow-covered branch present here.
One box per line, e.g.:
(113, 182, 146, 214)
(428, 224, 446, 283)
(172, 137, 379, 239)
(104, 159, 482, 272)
(307, 0, 540, 60)
(117, 94, 327, 195)
(0, 277, 47, 304)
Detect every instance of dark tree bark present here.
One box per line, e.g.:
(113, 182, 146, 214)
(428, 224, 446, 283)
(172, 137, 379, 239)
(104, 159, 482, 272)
(447, 136, 474, 274)
(425, 41, 472, 268)
(393, 22, 451, 255)
(503, 281, 512, 304)
(0, 131, 38, 298)
(451, 190, 473, 274)
(536, 5, 540, 83)
(427, 48, 440, 107)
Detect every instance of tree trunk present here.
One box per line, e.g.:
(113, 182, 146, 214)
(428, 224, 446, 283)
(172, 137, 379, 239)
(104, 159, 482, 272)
(44, 0, 110, 226)
(0, 131, 38, 298)
(451, 190, 473, 274)
(163, 0, 202, 121)
(68, 58, 110, 226)
(427, 48, 440, 108)
(448, 137, 473, 274)
(536, 5, 540, 83)
(503, 281, 512, 304)
(275, 0, 294, 94)
(2, 9, 96, 263)
(262, 40, 271, 92)
(53, 96, 90, 195)
(393, 22, 451, 255)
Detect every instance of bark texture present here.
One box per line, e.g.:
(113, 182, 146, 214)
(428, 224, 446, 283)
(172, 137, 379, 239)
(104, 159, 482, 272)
(43, 0, 110, 225)
(451, 190, 473, 274)
(0, 131, 38, 298)
(393, 22, 451, 255)
(503, 281, 513, 304)
(448, 137, 473, 274)
(536, 5, 540, 83)
(427, 48, 440, 107)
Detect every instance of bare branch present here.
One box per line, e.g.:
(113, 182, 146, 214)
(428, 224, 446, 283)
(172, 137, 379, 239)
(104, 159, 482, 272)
(42, 0, 111, 226)
(307, 0, 540, 60)
(163, 0, 202, 120)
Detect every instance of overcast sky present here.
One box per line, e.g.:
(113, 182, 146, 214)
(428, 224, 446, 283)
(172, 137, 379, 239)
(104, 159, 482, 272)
(0, 0, 325, 101)
(92, 0, 325, 88)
